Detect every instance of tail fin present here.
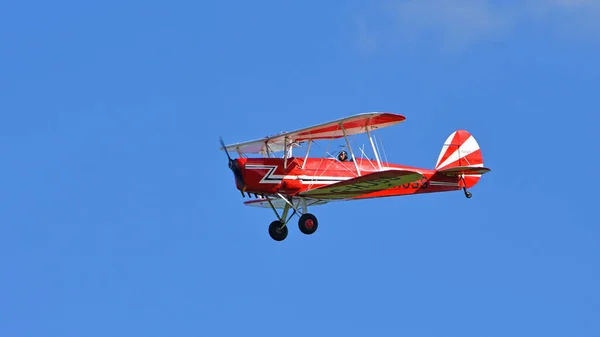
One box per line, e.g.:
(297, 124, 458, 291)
(435, 130, 490, 188)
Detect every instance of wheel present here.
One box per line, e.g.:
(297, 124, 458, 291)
(268, 220, 288, 241)
(463, 187, 472, 199)
(298, 213, 318, 235)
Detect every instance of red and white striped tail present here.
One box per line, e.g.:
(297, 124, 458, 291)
(435, 130, 489, 189)
(435, 130, 484, 171)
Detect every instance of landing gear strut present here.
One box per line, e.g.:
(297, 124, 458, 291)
(265, 195, 319, 241)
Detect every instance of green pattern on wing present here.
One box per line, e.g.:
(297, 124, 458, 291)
(300, 170, 423, 199)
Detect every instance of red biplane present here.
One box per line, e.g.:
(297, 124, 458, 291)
(219, 112, 491, 241)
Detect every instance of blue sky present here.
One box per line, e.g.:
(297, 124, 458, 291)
(1, 0, 599, 336)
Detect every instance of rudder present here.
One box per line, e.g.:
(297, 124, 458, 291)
(435, 130, 488, 188)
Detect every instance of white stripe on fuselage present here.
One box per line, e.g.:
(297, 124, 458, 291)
(245, 164, 350, 184)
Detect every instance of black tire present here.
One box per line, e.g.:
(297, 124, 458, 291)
(268, 220, 288, 241)
(298, 213, 318, 235)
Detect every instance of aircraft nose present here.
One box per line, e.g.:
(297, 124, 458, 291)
(219, 136, 246, 193)
(230, 158, 245, 190)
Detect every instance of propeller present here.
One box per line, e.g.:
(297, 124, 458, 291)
(219, 136, 245, 190)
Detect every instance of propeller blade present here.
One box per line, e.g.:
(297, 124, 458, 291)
(219, 136, 232, 161)
(219, 136, 245, 189)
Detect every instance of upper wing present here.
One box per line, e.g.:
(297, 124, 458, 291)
(220, 112, 406, 155)
(299, 169, 423, 199)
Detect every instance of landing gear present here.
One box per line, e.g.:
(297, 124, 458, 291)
(460, 174, 472, 199)
(264, 194, 319, 241)
(268, 220, 288, 241)
(298, 213, 318, 235)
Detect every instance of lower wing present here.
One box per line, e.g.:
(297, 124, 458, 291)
(244, 197, 329, 209)
(299, 169, 423, 199)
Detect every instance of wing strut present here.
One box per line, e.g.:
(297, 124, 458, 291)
(301, 140, 312, 169)
(283, 137, 288, 169)
(340, 122, 361, 176)
(365, 120, 382, 170)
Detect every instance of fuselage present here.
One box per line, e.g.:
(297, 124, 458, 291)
(232, 157, 477, 200)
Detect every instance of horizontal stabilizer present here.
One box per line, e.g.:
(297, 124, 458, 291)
(299, 169, 423, 199)
(437, 166, 491, 176)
